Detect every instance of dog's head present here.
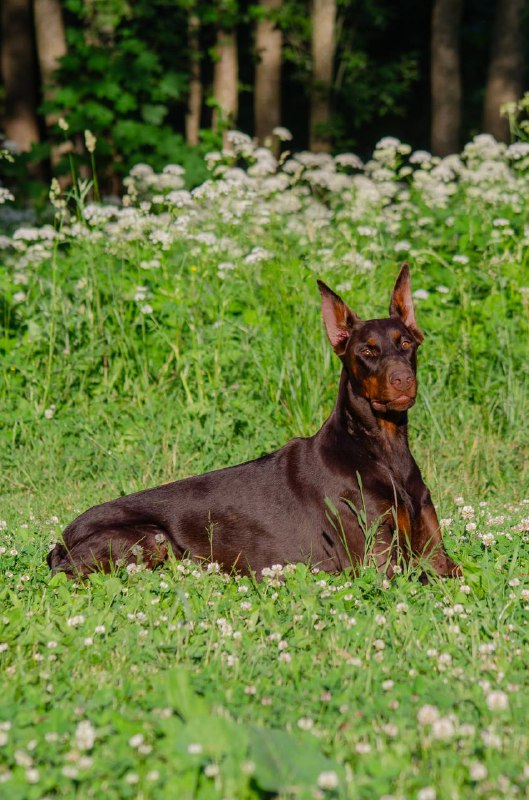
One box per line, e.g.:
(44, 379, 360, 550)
(318, 263, 424, 413)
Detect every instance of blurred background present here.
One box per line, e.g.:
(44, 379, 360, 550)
(0, 0, 528, 198)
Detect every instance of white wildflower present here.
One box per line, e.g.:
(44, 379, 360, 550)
(317, 770, 339, 789)
(417, 705, 439, 725)
(486, 690, 509, 711)
(75, 720, 96, 751)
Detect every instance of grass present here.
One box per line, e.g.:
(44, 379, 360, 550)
(1, 136, 529, 797)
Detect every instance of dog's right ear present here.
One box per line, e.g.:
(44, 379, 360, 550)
(317, 280, 361, 356)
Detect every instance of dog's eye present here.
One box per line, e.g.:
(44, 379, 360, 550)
(361, 347, 376, 357)
(401, 340, 413, 350)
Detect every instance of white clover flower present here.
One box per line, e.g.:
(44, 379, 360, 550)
(486, 690, 509, 711)
(58, 117, 69, 131)
(417, 789, 436, 800)
(355, 741, 371, 754)
(453, 254, 469, 264)
(25, 768, 39, 784)
(0, 732, 8, 746)
(15, 750, 33, 767)
(297, 716, 314, 731)
(317, 770, 339, 790)
(417, 704, 439, 725)
(204, 763, 219, 778)
(128, 734, 144, 748)
(134, 286, 148, 302)
(66, 615, 85, 627)
(75, 720, 96, 751)
(413, 289, 429, 300)
(431, 717, 455, 740)
(469, 762, 487, 780)
(481, 533, 496, 547)
(187, 743, 203, 755)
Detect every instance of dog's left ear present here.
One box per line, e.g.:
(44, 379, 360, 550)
(389, 263, 424, 344)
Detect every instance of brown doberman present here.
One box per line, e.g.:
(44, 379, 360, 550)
(48, 264, 461, 580)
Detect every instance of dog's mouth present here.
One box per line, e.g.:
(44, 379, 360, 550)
(370, 395, 416, 413)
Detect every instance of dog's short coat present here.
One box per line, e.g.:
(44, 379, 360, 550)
(48, 264, 460, 579)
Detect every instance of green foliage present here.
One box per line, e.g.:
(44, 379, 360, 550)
(41, 0, 209, 188)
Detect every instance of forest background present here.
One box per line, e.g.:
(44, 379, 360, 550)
(1, 0, 528, 200)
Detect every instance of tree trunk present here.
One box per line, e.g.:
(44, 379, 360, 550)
(185, 14, 202, 146)
(254, 0, 283, 143)
(0, 0, 40, 152)
(33, 0, 67, 164)
(212, 28, 238, 136)
(483, 0, 525, 142)
(33, 0, 66, 96)
(430, 0, 463, 156)
(309, 0, 336, 153)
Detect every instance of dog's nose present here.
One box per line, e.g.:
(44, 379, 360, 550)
(389, 370, 415, 390)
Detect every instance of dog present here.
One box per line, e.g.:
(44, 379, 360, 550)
(48, 263, 460, 580)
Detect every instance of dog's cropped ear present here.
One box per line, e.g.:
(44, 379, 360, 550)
(389, 263, 424, 344)
(317, 280, 361, 356)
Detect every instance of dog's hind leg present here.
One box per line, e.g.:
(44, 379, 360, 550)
(47, 524, 169, 578)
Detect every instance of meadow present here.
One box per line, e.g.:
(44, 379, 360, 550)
(1, 131, 529, 798)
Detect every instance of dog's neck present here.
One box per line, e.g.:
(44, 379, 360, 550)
(329, 368, 410, 453)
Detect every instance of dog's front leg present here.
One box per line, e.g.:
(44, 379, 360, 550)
(414, 497, 461, 577)
(371, 521, 399, 577)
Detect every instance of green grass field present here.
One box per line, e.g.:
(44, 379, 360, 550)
(1, 133, 529, 798)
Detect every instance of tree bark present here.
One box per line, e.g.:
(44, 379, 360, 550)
(254, 0, 283, 143)
(212, 28, 238, 135)
(0, 0, 40, 152)
(431, 0, 463, 156)
(309, 0, 336, 153)
(33, 0, 66, 96)
(33, 0, 67, 164)
(185, 14, 202, 146)
(483, 0, 525, 142)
